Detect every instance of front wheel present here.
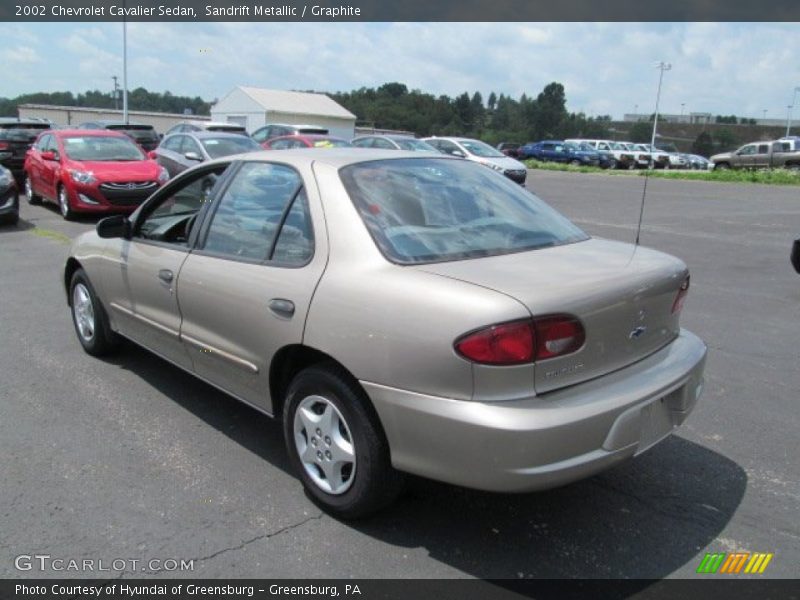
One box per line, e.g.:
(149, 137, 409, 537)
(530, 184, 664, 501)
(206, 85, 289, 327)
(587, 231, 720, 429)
(569, 159, 582, 167)
(69, 269, 120, 356)
(283, 364, 404, 519)
(58, 185, 75, 220)
(606, 159, 617, 170)
(714, 163, 730, 171)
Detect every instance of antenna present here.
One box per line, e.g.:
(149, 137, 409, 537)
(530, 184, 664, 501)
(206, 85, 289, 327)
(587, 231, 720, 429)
(636, 61, 672, 246)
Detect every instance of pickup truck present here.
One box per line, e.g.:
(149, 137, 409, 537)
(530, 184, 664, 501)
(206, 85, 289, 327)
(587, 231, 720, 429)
(711, 138, 800, 170)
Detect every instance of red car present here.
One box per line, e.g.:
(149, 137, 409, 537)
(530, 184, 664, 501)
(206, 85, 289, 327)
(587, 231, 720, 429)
(24, 129, 168, 220)
(261, 134, 352, 150)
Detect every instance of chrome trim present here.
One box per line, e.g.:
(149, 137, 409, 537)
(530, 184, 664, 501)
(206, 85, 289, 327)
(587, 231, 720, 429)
(181, 333, 260, 374)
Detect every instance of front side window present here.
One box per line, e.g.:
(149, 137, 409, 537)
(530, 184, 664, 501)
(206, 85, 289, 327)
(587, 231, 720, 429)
(201, 136, 261, 159)
(161, 135, 184, 152)
(202, 162, 312, 264)
(136, 166, 229, 245)
(352, 138, 374, 148)
(340, 158, 588, 265)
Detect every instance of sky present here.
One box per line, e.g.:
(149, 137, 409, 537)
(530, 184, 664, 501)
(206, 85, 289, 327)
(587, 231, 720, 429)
(2, 22, 799, 121)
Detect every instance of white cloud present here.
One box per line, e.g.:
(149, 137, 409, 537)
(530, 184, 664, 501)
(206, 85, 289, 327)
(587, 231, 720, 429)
(1, 46, 41, 65)
(4, 22, 800, 121)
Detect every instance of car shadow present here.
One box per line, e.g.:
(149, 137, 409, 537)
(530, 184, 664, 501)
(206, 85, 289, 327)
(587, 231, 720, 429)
(0, 217, 34, 232)
(105, 341, 745, 585)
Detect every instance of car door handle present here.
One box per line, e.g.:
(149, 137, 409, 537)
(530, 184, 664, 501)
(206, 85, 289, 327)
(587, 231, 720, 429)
(158, 269, 174, 283)
(268, 298, 295, 319)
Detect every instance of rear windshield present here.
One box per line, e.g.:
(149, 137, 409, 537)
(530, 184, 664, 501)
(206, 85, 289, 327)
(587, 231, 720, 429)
(63, 136, 145, 161)
(206, 125, 247, 134)
(201, 136, 261, 158)
(105, 124, 158, 138)
(340, 158, 588, 264)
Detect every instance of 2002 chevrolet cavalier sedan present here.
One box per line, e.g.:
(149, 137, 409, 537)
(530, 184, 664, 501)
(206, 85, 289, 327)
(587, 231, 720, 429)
(64, 150, 707, 518)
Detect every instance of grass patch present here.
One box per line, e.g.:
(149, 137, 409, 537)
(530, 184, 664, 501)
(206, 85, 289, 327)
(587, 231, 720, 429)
(523, 159, 607, 174)
(640, 168, 800, 186)
(31, 227, 72, 245)
(523, 158, 800, 185)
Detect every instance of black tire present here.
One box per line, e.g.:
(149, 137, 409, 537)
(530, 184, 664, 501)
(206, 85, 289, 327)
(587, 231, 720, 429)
(2, 211, 19, 226)
(69, 268, 120, 356)
(58, 185, 75, 221)
(627, 160, 637, 170)
(714, 163, 730, 171)
(569, 159, 582, 167)
(283, 364, 404, 519)
(606, 159, 617, 170)
(24, 174, 41, 205)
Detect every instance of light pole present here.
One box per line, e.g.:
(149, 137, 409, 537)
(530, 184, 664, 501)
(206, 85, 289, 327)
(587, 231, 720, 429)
(650, 62, 672, 162)
(634, 104, 638, 120)
(763, 109, 767, 123)
(680, 103, 685, 119)
(122, 0, 129, 124)
(786, 87, 800, 137)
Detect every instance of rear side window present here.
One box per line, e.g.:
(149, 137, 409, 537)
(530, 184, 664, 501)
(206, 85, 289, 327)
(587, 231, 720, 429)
(340, 158, 588, 265)
(202, 162, 313, 265)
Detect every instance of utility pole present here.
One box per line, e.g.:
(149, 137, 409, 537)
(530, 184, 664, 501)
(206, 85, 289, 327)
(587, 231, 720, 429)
(112, 76, 119, 110)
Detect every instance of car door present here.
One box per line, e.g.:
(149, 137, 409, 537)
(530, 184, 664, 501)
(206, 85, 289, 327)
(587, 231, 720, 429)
(100, 164, 232, 370)
(176, 160, 328, 413)
(26, 133, 50, 195)
(734, 144, 756, 168)
(39, 135, 62, 201)
(752, 143, 770, 168)
(156, 135, 186, 177)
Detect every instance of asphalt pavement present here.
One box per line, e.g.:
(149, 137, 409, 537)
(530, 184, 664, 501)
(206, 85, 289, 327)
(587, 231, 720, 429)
(1, 171, 797, 580)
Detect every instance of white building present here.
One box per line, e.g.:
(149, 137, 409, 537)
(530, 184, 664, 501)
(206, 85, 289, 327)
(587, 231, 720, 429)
(211, 86, 356, 138)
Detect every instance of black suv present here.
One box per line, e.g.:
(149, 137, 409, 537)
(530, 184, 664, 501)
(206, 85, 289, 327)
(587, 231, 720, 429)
(0, 118, 53, 182)
(77, 120, 160, 151)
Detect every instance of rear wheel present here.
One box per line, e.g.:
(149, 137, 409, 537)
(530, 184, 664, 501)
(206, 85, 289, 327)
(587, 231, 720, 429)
(715, 163, 730, 171)
(606, 159, 617, 170)
(58, 185, 75, 220)
(25, 175, 41, 205)
(283, 364, 404, 519)
(69, 269, 120, 356)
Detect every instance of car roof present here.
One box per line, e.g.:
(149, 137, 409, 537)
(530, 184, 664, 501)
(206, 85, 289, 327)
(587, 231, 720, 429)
(177, 131, 254, 140)
(53, 129, 129, 138)
(0, 117, 51, 125)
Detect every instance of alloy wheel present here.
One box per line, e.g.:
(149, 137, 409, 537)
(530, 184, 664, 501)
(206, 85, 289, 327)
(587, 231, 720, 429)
(293, 395, 356, 495)
(72, 283, 95, 342)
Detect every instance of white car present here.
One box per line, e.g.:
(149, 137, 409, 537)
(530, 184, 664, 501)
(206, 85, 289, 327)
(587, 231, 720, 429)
(422, 136, 528, 185)
(566, 139, 637, 170)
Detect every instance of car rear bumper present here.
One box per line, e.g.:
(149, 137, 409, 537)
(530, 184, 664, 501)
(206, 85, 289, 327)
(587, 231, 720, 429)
(363, 328, 706, 492)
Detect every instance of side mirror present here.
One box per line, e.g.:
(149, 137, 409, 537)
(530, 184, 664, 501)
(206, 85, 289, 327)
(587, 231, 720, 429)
(41, 151, 58, 161)
(97, 214, 131, 239)
(184, 151, 203, 162)
(147, 150, 158, 160)
(792, 238, 800, 274)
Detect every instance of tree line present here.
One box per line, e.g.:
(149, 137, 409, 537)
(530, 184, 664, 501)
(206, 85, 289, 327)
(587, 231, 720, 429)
(0, 88, 212, 119)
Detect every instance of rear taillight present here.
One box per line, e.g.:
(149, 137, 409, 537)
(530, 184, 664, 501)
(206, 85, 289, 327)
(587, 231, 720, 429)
(671, 275, 690, 314)
(455, 315, 585, 366)
(0, 142, 9, 150)
(532, 315, 585, 360)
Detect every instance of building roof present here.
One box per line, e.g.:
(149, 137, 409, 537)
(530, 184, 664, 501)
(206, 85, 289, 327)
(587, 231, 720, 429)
(235, 86, 356, 120)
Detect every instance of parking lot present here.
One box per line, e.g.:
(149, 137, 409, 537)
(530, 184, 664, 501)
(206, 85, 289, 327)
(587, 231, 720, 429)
(1, 170, 798, 580)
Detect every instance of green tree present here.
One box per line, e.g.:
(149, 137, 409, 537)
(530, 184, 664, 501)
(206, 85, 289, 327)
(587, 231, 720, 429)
(714, 128, 740, 152)
(629, 122, 653, 143)
(691, 131, 714, 157)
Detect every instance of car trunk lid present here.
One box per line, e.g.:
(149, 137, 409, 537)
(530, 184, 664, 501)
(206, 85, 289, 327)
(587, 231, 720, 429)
(416, 238, 688, 394)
